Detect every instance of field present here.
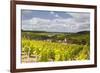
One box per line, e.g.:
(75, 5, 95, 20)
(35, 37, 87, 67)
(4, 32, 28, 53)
(21, 31, 90, 63)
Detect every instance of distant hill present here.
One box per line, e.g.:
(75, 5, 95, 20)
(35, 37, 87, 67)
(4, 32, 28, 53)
(77, 31, 90, 34)
(22, 30, 90, 34)
(21, 30, 47, 33)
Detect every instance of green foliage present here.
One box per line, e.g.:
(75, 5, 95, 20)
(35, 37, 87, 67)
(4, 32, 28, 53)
(22, 39, 90, 62)
(21, 31, 90, 62)
(76, 45, 90, 60)
(22, 31, 90, 45)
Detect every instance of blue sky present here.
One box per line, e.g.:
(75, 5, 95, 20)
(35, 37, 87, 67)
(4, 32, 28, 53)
(21, 9, 90, 32)
(22, 10, 72, 20)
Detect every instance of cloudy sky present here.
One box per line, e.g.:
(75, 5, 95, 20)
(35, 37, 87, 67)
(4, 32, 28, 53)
(21, 10, 90, 33)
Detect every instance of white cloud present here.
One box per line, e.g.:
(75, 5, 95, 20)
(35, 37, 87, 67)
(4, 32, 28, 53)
(50, 11, 61, 18)
(22, 12, 90, 32)
(55, 14, 60, 18)
(68, 13, 89, 19)
(67, 12, 90, 23)
(50, 11, 55, 15)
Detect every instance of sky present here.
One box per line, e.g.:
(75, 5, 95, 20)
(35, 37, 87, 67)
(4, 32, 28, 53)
(21, 9, 90, 33)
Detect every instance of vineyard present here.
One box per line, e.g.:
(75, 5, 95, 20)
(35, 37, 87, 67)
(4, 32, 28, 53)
(21, 32, 90, 63)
